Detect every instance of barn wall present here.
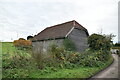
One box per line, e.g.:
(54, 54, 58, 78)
(68, 28, 88, 52)
(32, 39, 63, 57)
(32, 28, 89, 55)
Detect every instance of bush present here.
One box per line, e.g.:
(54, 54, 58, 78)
(2, 42, 38, 78)
(116, 49, 120, 57)
(47, 43, 111, 68)
(13, 38, 31, 49)
(19, 38, 26, 40)
(33, 52, 45, 69)
(27, 35, 33, 41)
(88, 34, 113, 51)
(47, 43, 78, 68)
(2, 52, 35, 70)
(63, 38, 76, 51)
(47, 44, 65, 68)
(114, 43, 120, 47)
(86, 33, 114, 67)
(75, 50, 112, 67)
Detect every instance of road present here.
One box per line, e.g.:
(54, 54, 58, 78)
(88, 54, 119, 80)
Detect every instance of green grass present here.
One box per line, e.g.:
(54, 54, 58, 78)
(29, 67, 100, 78)
(2, 42, 114, 78)
(2, 42, 31, 58)
(29, 56, 113, 78)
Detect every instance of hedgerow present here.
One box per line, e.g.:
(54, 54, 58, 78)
(88, 34, 114, 51)
(13, 38, 31, 49)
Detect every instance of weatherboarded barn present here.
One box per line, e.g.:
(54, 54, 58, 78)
(32, 20, 89, 55)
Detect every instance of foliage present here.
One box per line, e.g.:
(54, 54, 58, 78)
(116, 49, 120, 57)
(2, 42, 37, 78)
(112, 46, 120, 57)
(27, 35, 33, 41)
(13, 38, 31, 49)
(86, 33, 114, 67)
(32, 52, 45, 69)
(47, 43, 77, 68)
(112, 48, 120, 57)
(2, 42, 114, 78)
(114, 43, 120, 47)
(63, 38, 76, 51)
(28, 54, 113, 78)
(32, 33, 114, 69)
(88, 34, 113, 51)
(19, 38, 26, 40)
(76, 50, 112, 67)
(2, 32, 115, 78)
(47, 43, 112, 68)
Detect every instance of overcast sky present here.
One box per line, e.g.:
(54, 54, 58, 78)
(0, 0, 119, 43)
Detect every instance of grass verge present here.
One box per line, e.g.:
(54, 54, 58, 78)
(2, 42, 113, 78)
(29, 55, 113, 78)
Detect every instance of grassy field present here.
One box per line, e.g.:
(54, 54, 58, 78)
(1, 42, 113, 78)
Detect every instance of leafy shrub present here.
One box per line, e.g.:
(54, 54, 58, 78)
(2, 52, 36, 70)
(47, 43, 111, 68)
(75, 50, 112, 67)
(27, 35, 33, 41)
(88, 34, 113, 51)
(114, 43, 120, 47)
(63, 38, 76, 51)
(2, 42, 38, 78)
(47, 43, 77, 68)
(33, 52, 45, 69)
(47, 44, 65, 67)
(116, 49, 120, 57)
(86, 33, 115, 67)
(19, 38, 26, 40)
(2, 50, 37, 78)
(13, 38, 31, 49)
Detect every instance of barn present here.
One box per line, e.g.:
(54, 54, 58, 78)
(32, 20, 89, 55)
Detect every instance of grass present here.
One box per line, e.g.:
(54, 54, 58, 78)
(2, 42, 31, 59)
(29, 67, 100, 78)
(2, 42, 114, 78)
(29, 56, 113, 78)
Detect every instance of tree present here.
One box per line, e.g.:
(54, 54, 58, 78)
(19, 38, 26, 40)
(114, 43, 120, 47)
(27, 36, 33, 41)
(88, 33, 114, 51)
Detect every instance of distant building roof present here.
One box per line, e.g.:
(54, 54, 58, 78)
(32, 20, 89, 41)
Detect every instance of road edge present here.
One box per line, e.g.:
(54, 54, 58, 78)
(86, 54, 115, 80)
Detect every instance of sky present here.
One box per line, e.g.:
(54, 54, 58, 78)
(0, 0, 119, 43)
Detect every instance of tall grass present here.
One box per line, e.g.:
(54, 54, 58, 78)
(2, 42, 114, 78)
(2, 42, 37, 78)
